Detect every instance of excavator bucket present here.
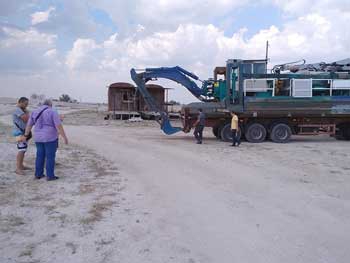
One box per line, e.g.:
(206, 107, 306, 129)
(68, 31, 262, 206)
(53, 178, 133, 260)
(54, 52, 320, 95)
(160, 115, 182, 135)
(131, 68, 184, 135)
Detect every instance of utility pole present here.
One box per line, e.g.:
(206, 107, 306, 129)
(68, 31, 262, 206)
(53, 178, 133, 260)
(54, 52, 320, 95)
(265, 40, 269, 72)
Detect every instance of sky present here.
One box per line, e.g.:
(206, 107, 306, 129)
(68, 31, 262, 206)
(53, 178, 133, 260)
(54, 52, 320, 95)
(0, 0, 349, 103)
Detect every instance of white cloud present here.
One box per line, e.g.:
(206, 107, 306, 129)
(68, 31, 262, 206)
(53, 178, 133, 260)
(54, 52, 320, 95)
(44, 49, 57, 58)
(272, 0, 350, 16)
(88, 0, 253, 35)
(83, 10, 349, 72)
(1, 26, 56, 47)
(31, 6, 55, 25)
(65, 38, 99, 70)
(0, 26, 58, 75)
(136, 24, 145, 33)
(82, 0, 350, 72)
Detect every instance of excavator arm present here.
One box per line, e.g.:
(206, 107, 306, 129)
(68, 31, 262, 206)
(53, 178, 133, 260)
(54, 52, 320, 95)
(131, 66, 205, 99)
(130, 66, 205, 135)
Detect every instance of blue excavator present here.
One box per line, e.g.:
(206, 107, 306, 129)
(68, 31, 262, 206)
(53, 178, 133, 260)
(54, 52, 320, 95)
(130, 66, 210, 135)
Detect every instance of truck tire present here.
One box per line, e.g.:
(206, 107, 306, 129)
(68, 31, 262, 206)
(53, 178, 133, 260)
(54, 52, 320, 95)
(217, 124, 225, 140)
(220, 123, 242, 142)
(245, 123, 266, 143)
(212, 126, 220, 139)
(270, 123, 292, 143)
(336, 124, 350, 140)
(343, 126, 350, 140)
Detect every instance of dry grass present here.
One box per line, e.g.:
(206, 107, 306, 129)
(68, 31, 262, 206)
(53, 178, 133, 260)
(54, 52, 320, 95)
(0, 215, 25, 233)
(79, 184, 96, 194)
(19, 244, 36, 257)
(80, 200, 116, 225)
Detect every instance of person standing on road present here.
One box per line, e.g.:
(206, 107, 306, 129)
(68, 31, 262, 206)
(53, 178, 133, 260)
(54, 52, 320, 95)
(24, 99, 68, 181)
(13, 97, 31, 175)
(231, 111, 240, 147)
(193, 108, 205, 144)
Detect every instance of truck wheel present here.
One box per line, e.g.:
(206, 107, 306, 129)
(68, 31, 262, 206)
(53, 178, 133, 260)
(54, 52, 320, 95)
(343, 126, 350, 140)
(212, 126, 220, 139)
(220, 123, 241, 142)
(336, 124, 350, 140)
(270, 123, 292, 143)
(245, 123, 266, 143)
(217, 124, 225, 140)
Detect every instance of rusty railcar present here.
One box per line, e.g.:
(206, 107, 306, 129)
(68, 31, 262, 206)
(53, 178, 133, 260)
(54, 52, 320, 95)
(107, 82, 165, 119)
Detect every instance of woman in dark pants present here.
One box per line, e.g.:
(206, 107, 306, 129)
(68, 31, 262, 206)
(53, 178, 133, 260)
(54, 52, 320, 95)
(24, 100, 68, 181)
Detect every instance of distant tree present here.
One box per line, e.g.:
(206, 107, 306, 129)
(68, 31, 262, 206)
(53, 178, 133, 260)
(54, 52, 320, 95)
(169, 100, 180, 105)
(38, 94, 45, 101)
(30, 93, 38, 100)
(59, 94, 71, 102)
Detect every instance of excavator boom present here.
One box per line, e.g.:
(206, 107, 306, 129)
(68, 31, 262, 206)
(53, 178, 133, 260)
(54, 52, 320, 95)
(131, 66, 206, 135)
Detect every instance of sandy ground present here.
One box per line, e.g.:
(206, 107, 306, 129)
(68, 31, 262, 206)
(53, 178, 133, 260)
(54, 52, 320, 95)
(0, 122, 128, 263)
(1, 99, 350, 263)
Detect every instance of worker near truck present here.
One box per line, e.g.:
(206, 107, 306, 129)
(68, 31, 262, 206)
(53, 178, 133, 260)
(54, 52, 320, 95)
(231, 111, 240, 147)
(193, 108, 205, 144)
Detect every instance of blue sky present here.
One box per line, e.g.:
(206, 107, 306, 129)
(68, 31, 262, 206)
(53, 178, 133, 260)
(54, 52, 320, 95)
(90, 8, 117, 32)
(227, 3, 284, 38)
(0, 0, 349, 102)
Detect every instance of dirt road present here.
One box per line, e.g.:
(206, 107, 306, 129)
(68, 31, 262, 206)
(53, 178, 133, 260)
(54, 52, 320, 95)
(65, 124, 350, 263)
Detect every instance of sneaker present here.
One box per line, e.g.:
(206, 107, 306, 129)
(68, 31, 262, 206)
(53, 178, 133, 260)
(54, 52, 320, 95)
(47, 176, 59, 181)
(35, 175, 45, 179)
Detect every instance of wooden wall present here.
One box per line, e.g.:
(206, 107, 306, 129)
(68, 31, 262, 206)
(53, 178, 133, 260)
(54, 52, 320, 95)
(108, 83, 165, 112)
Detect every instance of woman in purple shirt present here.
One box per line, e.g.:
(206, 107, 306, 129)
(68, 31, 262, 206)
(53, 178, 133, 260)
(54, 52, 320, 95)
(24, 99, 68, 181)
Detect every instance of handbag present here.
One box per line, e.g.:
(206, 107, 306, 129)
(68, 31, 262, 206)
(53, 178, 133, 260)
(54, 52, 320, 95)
(14, 122, 32, 141)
